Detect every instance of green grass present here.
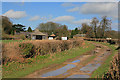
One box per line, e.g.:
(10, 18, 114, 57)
(0, 40, 24, 43)
(91, 42, 118, 78)
(3, 41, 95, 78)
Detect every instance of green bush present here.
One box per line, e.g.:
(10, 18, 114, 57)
(19, 43, 35, 58)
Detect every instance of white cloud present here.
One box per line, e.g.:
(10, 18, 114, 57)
(52, 16, 75, 22)
(61, 3, 75, 7)
(29, 16, 40, 21)
(80, 3, 118, 20)
(73, 19, 91, 25)
(52, 15, 91, 25)
(66, 2, 118, 20)
(3, 9, 27, 19)
(67, 7, 80, 12)
(80, 3, 117, 14)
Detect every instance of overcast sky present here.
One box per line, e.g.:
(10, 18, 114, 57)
(2, 0, 119, 31)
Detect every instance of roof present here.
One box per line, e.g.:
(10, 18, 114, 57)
(31, 29, 46, 36)
(73, 34, 86, 37)
(50, 34, 56, 37)
(20, 32, 32, 35)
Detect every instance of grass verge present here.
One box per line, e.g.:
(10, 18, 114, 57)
(91, 42, 118, 78)
(3, 41, 95, 78)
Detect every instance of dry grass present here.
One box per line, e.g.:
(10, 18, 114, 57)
(2, 40, 83, 64)
(102, 54, 120, 80)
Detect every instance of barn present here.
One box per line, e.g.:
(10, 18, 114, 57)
(31, 29, 47, 40)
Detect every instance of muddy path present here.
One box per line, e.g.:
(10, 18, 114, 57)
(25, 42, 112, 78)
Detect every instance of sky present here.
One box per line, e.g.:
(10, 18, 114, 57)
(1, 0, 119, 31)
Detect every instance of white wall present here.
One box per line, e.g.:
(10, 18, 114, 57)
(49, 37, 53, 40)
(61, 37, 68, 40)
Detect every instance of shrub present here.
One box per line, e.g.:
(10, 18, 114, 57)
(19, 43, 35, 58)
(102, 54, 120, 80)
(2, 40, 83, 64)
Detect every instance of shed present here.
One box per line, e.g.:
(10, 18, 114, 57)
(48, 33, 56, 40)
(31, 29, 46, 40)
(73, 34, 86, 40)
(61, 37, 68, 40)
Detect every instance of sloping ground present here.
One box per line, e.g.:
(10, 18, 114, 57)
(26, 42, 114, 79)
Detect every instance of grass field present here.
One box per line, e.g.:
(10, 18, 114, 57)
(2, 41, 95, 78)
(0, 40, 27, 43)
(91, 42, 118, 78)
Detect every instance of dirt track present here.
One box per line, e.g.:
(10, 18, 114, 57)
(25, 42, 112, 78)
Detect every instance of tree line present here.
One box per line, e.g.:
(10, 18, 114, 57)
(1, 16, 118, 39)
(1, 16, 32, 34)
(71, 16, 118, 39)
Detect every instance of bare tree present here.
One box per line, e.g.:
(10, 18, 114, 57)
(100, 16, 112, 38)
(90, 17, 99, 38)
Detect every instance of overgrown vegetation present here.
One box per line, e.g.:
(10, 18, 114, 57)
(2, 40, 83, 64)
(102, 54, 120, 80)
(2, 41, 95, 78)
(19, 43, 35, 58)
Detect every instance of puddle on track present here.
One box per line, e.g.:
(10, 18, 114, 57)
(80, 64, 101, 74)
(71, 60, 80, 63)
(41, 64, 76, 77)
(41, 59, 81, 77)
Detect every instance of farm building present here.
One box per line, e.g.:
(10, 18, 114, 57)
(31, 29, 47, 40)
(73, 34, 86, 40)
(19, 32, 32, 39)
(61, 37, 68, 40)
(48, 33, 56, 40)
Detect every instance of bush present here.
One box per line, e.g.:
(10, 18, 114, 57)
(2, 40, 83, 64)
(102, 54, 120, 80)
(19, 43, 35, 58)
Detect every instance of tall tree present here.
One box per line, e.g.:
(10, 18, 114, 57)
(70, 27, 80, 38)
(62, 25, 69, 37)
(86, 27, 95, 38)
(12, 24, 26, 33)
(27, 27, 32, 32)
(96, 26, 103, 38)
(1, 16, 13, 34)
(81, 23, 89, 34)
(90, 17, 99, 38)
(37, 22, 60, 35)
(100, 16, 111, 38)
(75, 28, 79, 34)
